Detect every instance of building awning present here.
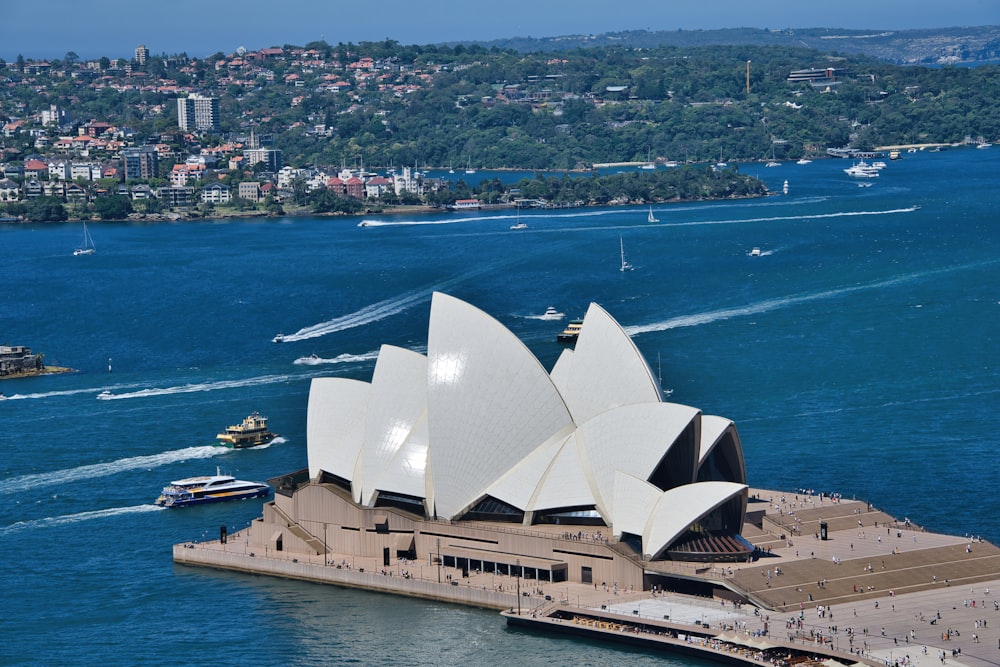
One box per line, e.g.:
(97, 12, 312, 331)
(372, 514, 388, 525)
(393, 533, 414, 550)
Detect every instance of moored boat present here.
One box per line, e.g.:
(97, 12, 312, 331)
(155, 467, 271, 508)
(216, 411, 278, 448)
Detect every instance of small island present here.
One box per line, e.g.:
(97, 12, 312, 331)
(0, 345, 72, 379)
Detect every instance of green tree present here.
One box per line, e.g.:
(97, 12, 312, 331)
(94, 195, 133, 220)
(24, 197, 67, 222)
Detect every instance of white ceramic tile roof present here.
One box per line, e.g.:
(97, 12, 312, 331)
(307, 378, 369, 481)
(528, 431, 599, 512)
(426, 292, 575, 519)
(485, 429, 575, 511)
(303, 293, 749, 558)
(699, 415, 733, 466)
(360, 345, 428, 505)
(612, 471, 664, 537)
(556, 302, 661, 423)
(576, 402, 700, 517)
(642, 481, 748, 559)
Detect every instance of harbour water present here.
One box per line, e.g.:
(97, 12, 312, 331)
(1, 148, 997, 665)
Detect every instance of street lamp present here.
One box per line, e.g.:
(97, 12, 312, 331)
(516, 558, 521, 616)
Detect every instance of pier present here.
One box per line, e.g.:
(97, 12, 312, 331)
(175, 488, 1000, 667)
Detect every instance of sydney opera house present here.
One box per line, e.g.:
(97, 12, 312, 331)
(248, 292, 753, 592)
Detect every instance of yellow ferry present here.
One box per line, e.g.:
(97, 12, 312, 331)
(216, 412, 278, 448)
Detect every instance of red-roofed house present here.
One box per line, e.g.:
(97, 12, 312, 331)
(345, 176, 364, 198)
(365, 176, 392, 198)
(23, 159, 48, 179)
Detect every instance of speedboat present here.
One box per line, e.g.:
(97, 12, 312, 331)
(216, 411, 278, 448)
(155, 467, 271, 508)
(272, 333, 286, 343)
(539, 306, 564, 320)
(97, 390, 113, 399)
(796, 158, 812, 165)
(748, 247, 762, 257)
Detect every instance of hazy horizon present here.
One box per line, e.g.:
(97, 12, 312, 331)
(2, 0, 997, 61)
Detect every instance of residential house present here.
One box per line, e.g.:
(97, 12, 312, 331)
(0, 178, 20, 202)
(364, 175, 392, 198)
(24, 159, 49, 180)
(23, 180, 42, 199)
(155, 186, 194, 207)
(238, 181, 262, 202)
(201, 182, 232, 204)
(48, 161, 71, 180)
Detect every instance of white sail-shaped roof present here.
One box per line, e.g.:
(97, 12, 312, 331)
(612, 471, 664, 537)
(359, 345, 428, 505)
(307, 378, 369, 481)
(528, 432, 598, 512)
(699, 415, 732, 466)
(302, 293, 749, 561)
(426, 293, 575, 519)
(555, 302, 661, 424)
(643, 481, 747, 559)
(576, 402, 700, 517)
(485, 428, 575, 511)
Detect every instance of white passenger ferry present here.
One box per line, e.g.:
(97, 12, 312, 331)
(155, 468, 271, 508)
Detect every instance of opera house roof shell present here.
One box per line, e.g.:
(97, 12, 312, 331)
(307, 292, 747, 561)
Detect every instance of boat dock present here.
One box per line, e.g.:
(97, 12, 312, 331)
(175, 488, 1000, 667)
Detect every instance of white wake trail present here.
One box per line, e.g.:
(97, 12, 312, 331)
(2, 504, 164, 535)
(0, 445, 225, 496)
(625, 259, 997, 336)
(293, 351, 380, 366)
(276, 258, 515, 343)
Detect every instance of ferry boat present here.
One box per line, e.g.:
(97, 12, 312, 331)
(155, 467, 271, 508)
(216, 412, 278, 448)
(557, 320, 583, 344)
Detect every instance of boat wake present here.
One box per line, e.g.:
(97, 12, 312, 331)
(0, 446, 225, 496)
(293, 351, 379, 366)
(241, 436, 287, 450)
(274, 259, 514, 343)
(96, 372, 308, 400)
(1, 504, 164, 535)
(624, 259, 997, 337)
(672, 206, 922, 229)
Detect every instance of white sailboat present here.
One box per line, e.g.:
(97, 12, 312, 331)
(619, 236, 633, 272)
(647, 205, 659, 223)
(73, 222, 96, 256)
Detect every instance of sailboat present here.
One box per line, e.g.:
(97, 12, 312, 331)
(647, 205, 659, 223)
(657, 352, 674, 397)
(509, 206, 528, 230)
(619, 236, 633, 272)
(74, 222, 96, 256)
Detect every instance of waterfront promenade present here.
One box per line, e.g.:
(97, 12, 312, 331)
(176, 488, 1000, 667)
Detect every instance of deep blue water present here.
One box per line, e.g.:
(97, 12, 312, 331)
(1, 148, 997, 665)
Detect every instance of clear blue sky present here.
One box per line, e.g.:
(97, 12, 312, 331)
(3, 0, 997, 61)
